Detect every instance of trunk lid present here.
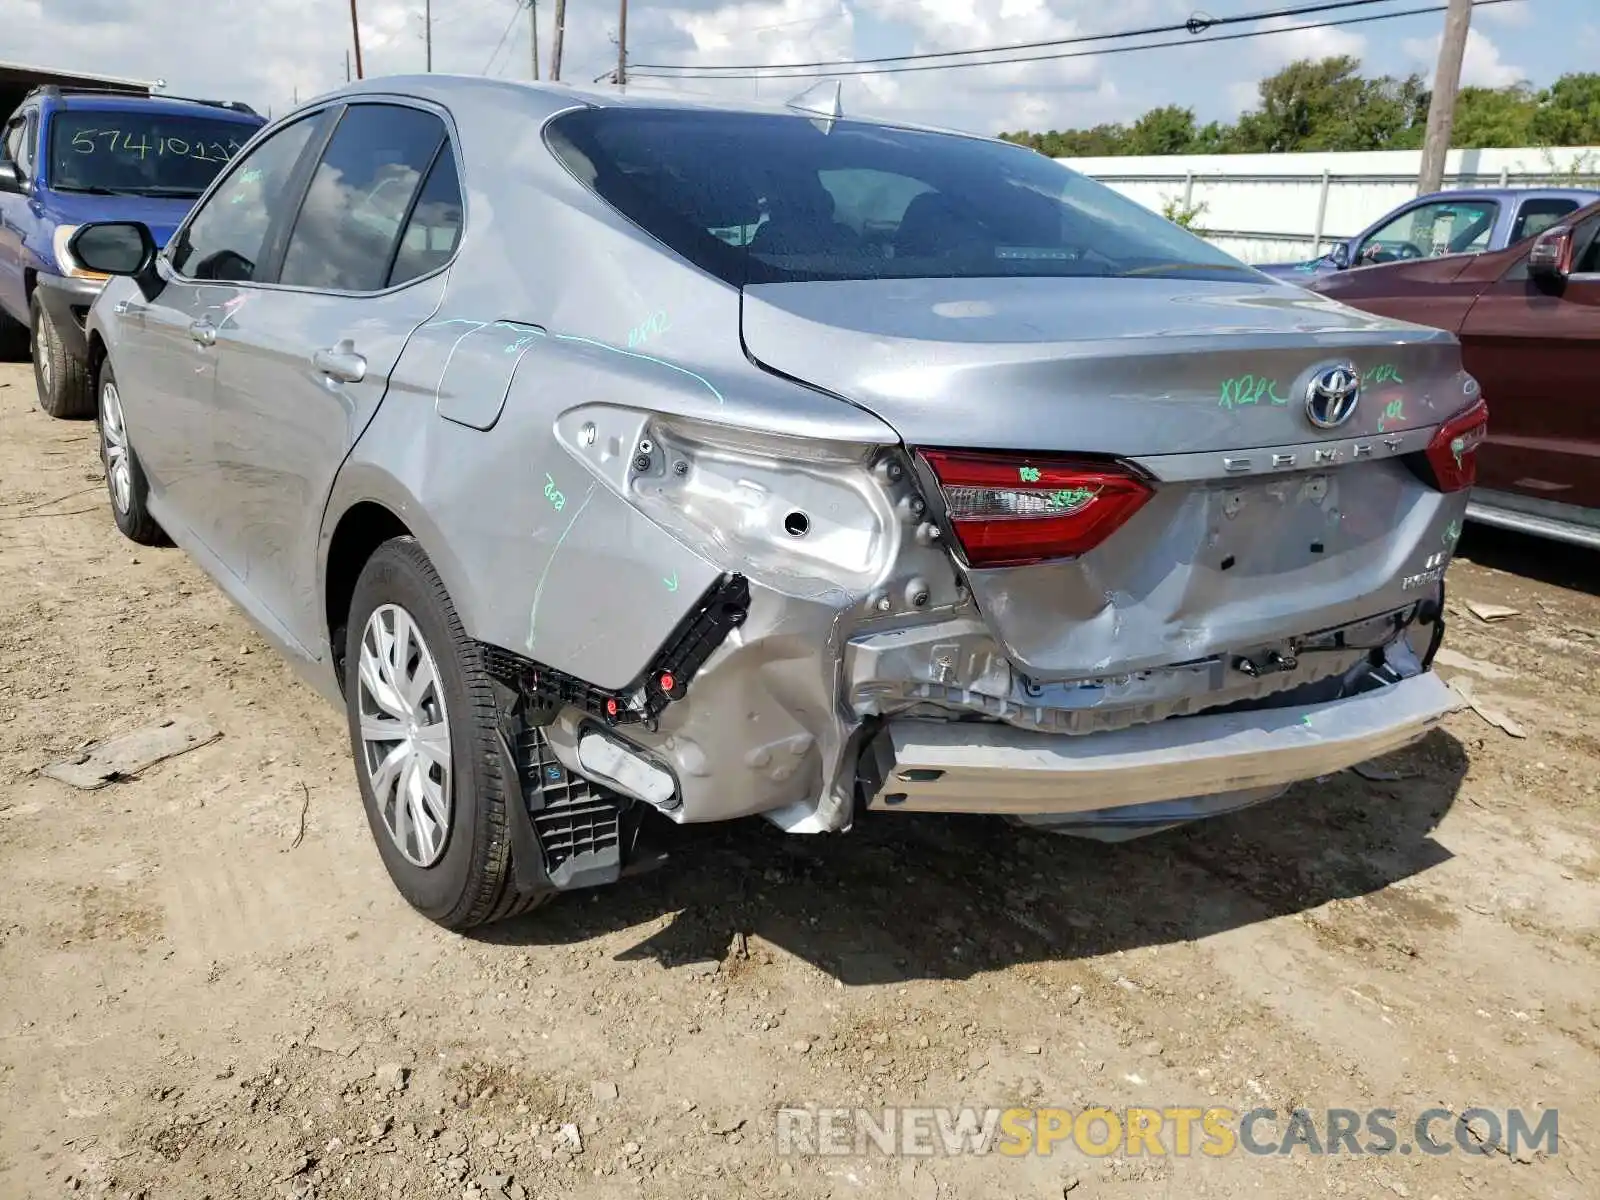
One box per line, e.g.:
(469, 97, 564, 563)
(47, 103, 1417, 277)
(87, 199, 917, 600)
(742, 276, 1472, 684)
(741, 276, 1466, 452)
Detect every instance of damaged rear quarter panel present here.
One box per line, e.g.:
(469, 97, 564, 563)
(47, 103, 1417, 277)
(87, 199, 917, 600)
(327, 184, 898, 694)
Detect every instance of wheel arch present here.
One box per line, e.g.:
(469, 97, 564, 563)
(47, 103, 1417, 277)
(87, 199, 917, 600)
(320, 466, 482, 691)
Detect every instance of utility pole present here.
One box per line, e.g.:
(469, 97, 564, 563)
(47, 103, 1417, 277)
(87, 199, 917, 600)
(616, 0, 628, 87)
(349, 0, 365, 79)
(345, 50, 352, 82)
(1417, 0, 1473, 194)
(531, 0, 540, 79)
(551, 0, 567, 80)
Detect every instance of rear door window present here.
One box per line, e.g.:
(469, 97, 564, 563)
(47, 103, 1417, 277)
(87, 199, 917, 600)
(1510, 198, 1581, 244)
(278, 103, 448, 293)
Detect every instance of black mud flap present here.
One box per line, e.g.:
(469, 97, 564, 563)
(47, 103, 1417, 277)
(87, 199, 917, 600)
(488, 680, 658, 899)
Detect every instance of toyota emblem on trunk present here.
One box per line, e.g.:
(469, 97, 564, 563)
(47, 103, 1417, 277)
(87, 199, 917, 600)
(1305, 365, 1361, 429)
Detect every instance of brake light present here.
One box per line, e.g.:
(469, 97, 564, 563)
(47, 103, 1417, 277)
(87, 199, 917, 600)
(918, 449, 1154, 568)
(1419, 396, 1488, 492)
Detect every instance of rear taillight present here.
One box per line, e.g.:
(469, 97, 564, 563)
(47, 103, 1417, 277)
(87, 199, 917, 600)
(918, 449, 1154, 568)
(1418, 397, 1488, 492)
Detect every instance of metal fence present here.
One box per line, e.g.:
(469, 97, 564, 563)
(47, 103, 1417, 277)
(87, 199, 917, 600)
(1061, 146, 1600, 264)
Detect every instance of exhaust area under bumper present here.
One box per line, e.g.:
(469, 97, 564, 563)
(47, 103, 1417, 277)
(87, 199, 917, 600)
(859, 670, 1462, 817)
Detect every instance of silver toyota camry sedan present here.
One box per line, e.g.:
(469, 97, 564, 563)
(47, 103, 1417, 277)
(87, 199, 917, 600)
(67, 76, 1483, 929)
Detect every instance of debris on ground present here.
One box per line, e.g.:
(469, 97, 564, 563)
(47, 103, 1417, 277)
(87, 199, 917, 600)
(1465, 600, 1521, 623)
(1448, 678, 1529, 739)
(40, 717, 221, 789)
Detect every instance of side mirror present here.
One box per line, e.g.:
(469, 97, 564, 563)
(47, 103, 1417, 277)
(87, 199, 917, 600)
(0, 161, 23, 195)
(1328, 242, 1351, 270)
(68, 221, 164, 301)
(1528, 225, 1574, 285)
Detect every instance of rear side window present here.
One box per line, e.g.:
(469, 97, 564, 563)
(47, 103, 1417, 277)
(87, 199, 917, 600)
(170, 115, 319, 281)
(279, 103, 448, 292)
(1510, 198, 1580, 244)
(388, 148, 463, 287)
(545, 108, 1253, 286)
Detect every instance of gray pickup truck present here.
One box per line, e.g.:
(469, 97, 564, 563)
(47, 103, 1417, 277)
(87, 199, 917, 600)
(1257, 187, 1600, 281)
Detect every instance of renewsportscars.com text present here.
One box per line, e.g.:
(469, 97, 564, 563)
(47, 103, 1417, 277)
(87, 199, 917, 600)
(774, 1105, 1559, 1159)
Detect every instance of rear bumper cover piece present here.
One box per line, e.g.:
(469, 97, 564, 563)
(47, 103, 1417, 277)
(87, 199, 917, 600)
(859, 670, 1461, 816)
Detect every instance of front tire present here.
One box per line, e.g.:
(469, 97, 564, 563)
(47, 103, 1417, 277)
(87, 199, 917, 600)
(344, 537, 547, 930)
(32, 295, 96, 418)
(97, 360, 167, 546)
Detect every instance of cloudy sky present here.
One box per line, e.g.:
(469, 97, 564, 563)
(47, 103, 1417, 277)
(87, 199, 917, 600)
(3, 0, 1594, 134)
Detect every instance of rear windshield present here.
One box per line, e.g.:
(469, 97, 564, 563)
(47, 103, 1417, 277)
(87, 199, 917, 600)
(545, 108, 1255, 286)
(49, 109, 258, 198)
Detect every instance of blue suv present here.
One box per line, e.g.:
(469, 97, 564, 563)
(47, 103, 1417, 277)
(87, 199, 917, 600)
(0, 87, 264, 415)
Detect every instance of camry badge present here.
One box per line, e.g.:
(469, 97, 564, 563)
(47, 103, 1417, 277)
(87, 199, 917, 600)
(1305, 365, 1361, 429)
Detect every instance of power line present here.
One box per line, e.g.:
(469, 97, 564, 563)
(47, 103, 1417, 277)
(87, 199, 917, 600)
(633, 0, 1410, 72)
(629, 0, 1525, 81)
(483, 0, 526, 75)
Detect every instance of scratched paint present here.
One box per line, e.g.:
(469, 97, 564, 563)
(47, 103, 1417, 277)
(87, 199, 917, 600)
(1376, 398, 1405, 432)
(1218, 375, 1289, 409)
(527, 483, 597, 653)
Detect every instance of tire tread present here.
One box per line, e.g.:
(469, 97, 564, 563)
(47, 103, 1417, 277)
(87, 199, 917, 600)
(33, 297, 96, 419)
(352, 537, 548, 931)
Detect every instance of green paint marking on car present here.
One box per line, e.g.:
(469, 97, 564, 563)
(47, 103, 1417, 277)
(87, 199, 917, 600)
(1219, 374, 1289, 409)
(543, 473, 566, 512)
(1018, 466, 1041, 483)
(1365, 363, 1403, 385)
(1050, 487, 1098, 511)
(1377, 398, 1405, 432)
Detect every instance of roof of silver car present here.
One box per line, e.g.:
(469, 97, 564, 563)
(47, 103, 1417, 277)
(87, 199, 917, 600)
(301, 73, 999, 145)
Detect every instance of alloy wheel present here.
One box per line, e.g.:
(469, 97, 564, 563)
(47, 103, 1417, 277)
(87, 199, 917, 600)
(99, 380, 132, 514)
(357, 603, 454, 867)
(37, 312, 53, 397)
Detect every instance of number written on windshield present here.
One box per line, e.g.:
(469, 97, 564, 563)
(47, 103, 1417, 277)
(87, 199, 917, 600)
(70, 129, 241, 163)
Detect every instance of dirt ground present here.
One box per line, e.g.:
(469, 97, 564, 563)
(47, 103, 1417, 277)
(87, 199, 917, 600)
(1, 356, 1597, 1200)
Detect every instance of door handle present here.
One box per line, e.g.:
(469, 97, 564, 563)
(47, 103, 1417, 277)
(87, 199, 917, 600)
(313, 340, 367, 384)
(188, 318, 216, 347)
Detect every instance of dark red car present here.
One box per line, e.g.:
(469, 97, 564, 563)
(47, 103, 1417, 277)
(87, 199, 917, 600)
(1309, 199, 1600, 550)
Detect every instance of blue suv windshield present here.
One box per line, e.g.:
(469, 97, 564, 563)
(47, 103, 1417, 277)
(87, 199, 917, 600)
(49, 110, 256, 197)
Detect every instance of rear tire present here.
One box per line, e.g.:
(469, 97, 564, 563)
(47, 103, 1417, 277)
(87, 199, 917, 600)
(32, 295, 96, 418)
(344, 537, 549, 930)
(96, 359, 168, 546)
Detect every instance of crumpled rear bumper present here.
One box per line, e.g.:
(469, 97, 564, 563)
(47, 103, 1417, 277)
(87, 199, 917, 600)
(857, 669, 1461, 817)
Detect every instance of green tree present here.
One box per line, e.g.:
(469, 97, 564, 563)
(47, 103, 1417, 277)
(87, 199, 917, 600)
(1451, 84, 1538, 148)
(1228, 57, 1427, 152)
(1531, 73, 1600, 146)
(1002, 63, 1600, 158)
(1124, 105, 1198, 155)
